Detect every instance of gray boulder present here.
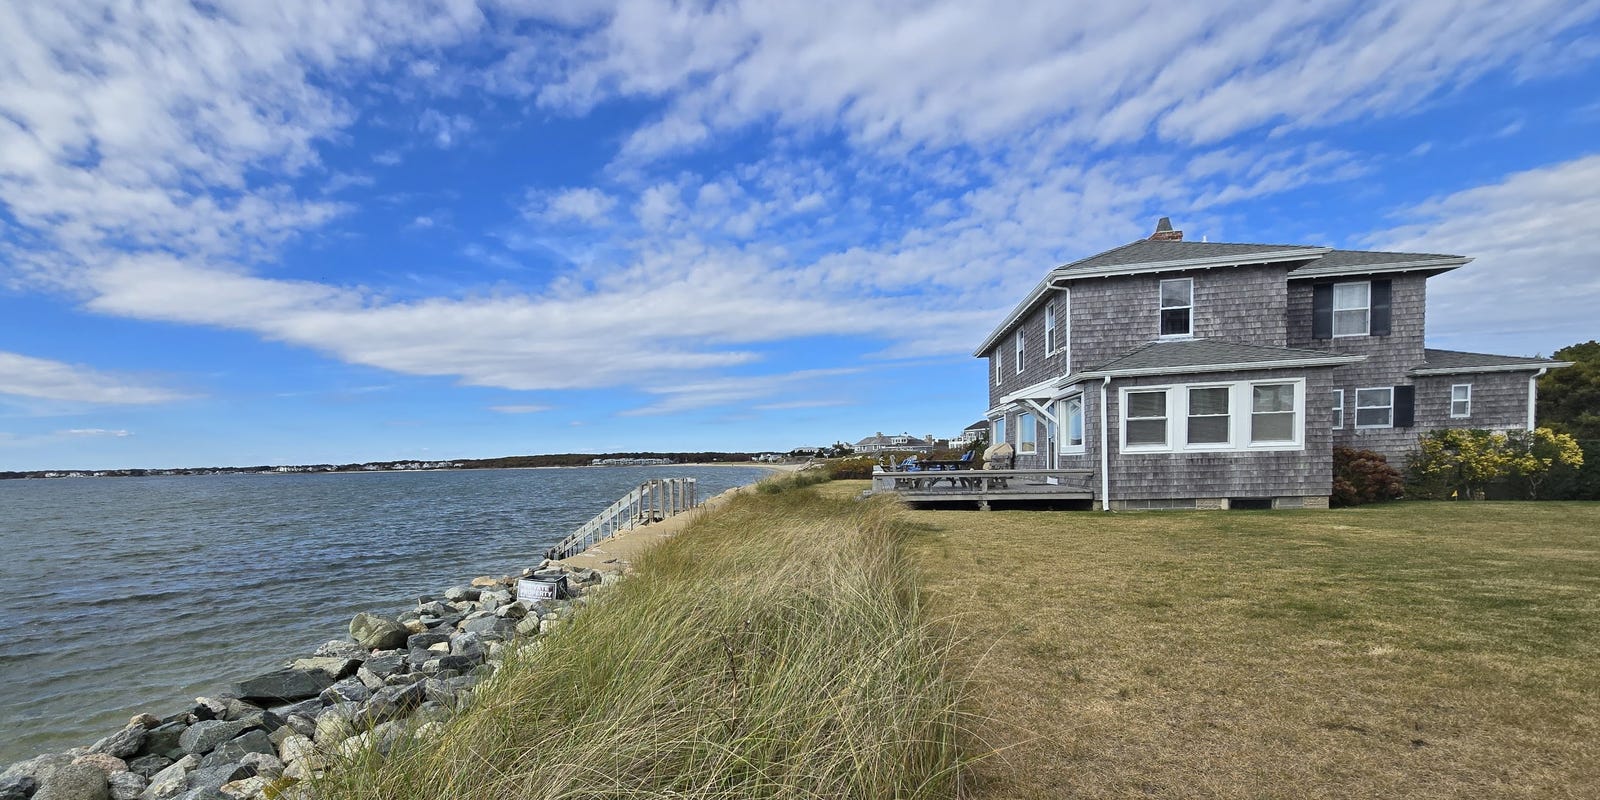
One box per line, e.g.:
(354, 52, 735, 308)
(32, 763, 107, 800)
(140, 755, 197, 800)
(139, 723, 186, 760)
(125, 755, 171, 779)
(88, 726, 146, 760)
(235, 754, 280, 781)
(196, 731, 272, 769)
(177, 721, 255, 756)
(233, 669, 335, 706)
(287, 657, 359, 680)
(360, 652, 407, 678)
(318, 678, 371, 705)
(0, 776, 36, 800)
(184, 763, 250, 794)
(348, 613, 407, 651)
(2, 753, 73, 787)
(358, 682, 426, 726)
(106, 772, 145, 800)
(448, 632, 484, 660)
(175, 789, 226, 800)
(442, 585, 480, 602)
(459, 615, 516, 639)
(310, 640, 368, 661)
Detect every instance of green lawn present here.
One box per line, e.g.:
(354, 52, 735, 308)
(840, 483, 1600, 799)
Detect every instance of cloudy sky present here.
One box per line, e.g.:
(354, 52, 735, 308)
(2, 1, 1599, 470)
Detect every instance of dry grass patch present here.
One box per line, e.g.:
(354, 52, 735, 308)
(837, 483, 1600, 799)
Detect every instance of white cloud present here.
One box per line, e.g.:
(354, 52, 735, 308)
(489, 404, 553, 414)
(417, 109, 475, 148)
(63, 428, 132, 438)
(0, 350, 190, 405)
(524, 187, 618, 224)
(1371, 153, 1600, 355)
(621, 368, 864, 416)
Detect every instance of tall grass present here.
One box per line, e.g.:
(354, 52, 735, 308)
(314, 484, 965, 799)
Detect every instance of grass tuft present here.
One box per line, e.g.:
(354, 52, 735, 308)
(314, 480, 967, 800)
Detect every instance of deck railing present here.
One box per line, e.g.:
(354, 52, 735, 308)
(870, 468, 1095, 505)
(546, 477, 699, 560)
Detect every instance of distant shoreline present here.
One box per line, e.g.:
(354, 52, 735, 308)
(0, 453, 802, 481)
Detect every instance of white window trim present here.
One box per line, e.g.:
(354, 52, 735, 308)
(1332, 280, 1371, 338)
(1058, 394, 1086, 454)
(1062, 289, 1072, 373)
(1159, 278, 1194, 339)
(991, 416, 1006, 448)
(1120, 378, 1306, 454)
(1183, 384, 1234, 450)
(1354, 386, 1394, 429)
(994, 351, 1003, 386)
(1451, 383, 1472, 419)
(1018, 412, 1037, 454)
(1014, 330, 1024, 376)
(1044, 303, 1057, 355)
(1331, 389, 1344, 430)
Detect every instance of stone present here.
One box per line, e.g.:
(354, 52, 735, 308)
(441, 585, 479, 602)
(383, 672, 424, 687)
(416, 601, 452, 617)
(273, 736, 316, 769)
(178, 721, 255, 756)
(0, 776, 36, 800)
(359, 652, 406, 678)
(232, 670, 334, 706)
(106, 772, 145, 800)
(2, 754, 71, 789)
(197, 731, 272, 768)
(459, 616, 515, 639)
(141, 723, 187, 759)
(494, 602, 526, 620)
(448, 632, 484, 660)
(190, 699, 228, 722)
(264, 699, 318, 721)
(348, 613, 408, 651)
(127, 715, 162, 731)
(280, 716, 316, 741)
(468, 575, 500, 588)
(214, 700, 262, 724)
(404, 630, 450, 651)
(235, 754, 280, 781)
(70, 754, 127, 776)
(125, 755, 171, 779)
(141, 754, 198, 800)
(286, 657, 359, 680)
(32, 763, 107, 800)
(312, 705, 359, 747)
(514, 616, 540, 637)
(185, 763, 251, 794)
(358, 682, 425, 726)
(175, 789, 227, 800)
(216, 776, 268, 800)
(310, 640, 368, 661)
(480, 590, 512, 608)
(318, 678, 370, 705)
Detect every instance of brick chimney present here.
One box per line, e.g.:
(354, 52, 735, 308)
(1149, 216, 1183, 241)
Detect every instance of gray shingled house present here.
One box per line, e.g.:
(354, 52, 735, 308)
(974, 218, 1570, 510)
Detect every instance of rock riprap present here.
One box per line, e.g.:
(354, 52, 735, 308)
(0, 561, 607, 800)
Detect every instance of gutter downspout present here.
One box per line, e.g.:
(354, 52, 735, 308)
(1099, 375, 1111, 511)
(1528, 368, 1548, 430)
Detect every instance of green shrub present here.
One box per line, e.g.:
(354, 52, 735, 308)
(1331, 447, 1404, 507)
(825, 456, 879, 480)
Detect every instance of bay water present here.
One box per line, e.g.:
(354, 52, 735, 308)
(0, 465, 771, 764)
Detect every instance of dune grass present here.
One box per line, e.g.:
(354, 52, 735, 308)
(313, 479, 966, 800)
(857, 485, 1600, 800)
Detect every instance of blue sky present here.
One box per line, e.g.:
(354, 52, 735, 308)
(2, 1, 1599, 470)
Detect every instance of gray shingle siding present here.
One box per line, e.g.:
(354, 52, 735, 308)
(1415, 373, 1531, 432)
(988, 292, 1068, 408)
(1106, 369, 1335, 500)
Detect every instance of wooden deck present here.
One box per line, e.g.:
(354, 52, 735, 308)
(870, 468, 1095, 509)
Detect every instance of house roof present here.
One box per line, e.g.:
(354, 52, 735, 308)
(973, 235, 1471, 356)
(1074, 339, 1365, 379)
(1409, 349, 1572, 376)
(962, 420, 989, 432)
(853, 433, 933, 448)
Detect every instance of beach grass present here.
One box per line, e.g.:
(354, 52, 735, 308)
(313, 476, 967, 799)
(857, 484, 1600, 799)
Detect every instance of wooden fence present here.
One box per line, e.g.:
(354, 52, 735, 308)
(546, 477, 699, 559)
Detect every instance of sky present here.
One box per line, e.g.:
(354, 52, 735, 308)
(2, 1, 1600, 471)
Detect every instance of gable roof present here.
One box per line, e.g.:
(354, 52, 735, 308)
(1409, 349, 1571, 376)
(974, 236, 1471, 356)
(1075, 339, 1365, 378)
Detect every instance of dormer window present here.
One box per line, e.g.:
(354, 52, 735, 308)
(1159, 278, 1193, 337)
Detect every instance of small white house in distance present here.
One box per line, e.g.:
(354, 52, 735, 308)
(952, 421, 989, 447)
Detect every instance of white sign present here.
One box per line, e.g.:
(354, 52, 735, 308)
(518, 577, 560, 604)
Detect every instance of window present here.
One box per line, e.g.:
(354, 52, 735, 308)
(1355, 388, 1393, 428)
(1186, 387, 1231, 445)
(1331, 389, 1344, 429)
(1451, 384, 1472, 418)
(991, 417, 1005, 447)
(1251, 384, 1297, 443)
(1125, 390, 1169, 447)
(1060, 396, 1085, 453)
(1333, 281, 1370, 337)
(1015, 330, 1024, 375)
(1044, 303, 1057, 353)
(1019, 413, 1037, 454)
(1159, 278, 1193, 337)
(994, 352, 1002, 385)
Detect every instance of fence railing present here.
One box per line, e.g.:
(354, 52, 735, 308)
(546, 477, 699, 560)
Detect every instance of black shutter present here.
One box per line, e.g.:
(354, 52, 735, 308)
(1312, 284, 1333, 339)
(1371, 279, 1392, 336)
(1393, 385, 1415, 428)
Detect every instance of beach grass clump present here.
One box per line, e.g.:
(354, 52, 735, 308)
(314, 484, 965, 799)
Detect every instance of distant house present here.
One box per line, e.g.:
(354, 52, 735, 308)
(853, 432, 937, 453)
(952, 421, 989, 447)
(974, 218, 1570, 510)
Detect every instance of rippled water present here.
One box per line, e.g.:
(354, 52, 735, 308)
(0, 465, 770, 764)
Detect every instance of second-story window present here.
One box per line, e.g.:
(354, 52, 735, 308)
(1160, 278, 1193, 337)
(994, 351, 1003, 386)
(1333, 282, 1370, 337)
(1044, 303, 1057, 353)
(1015, 330, 1024, 375)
